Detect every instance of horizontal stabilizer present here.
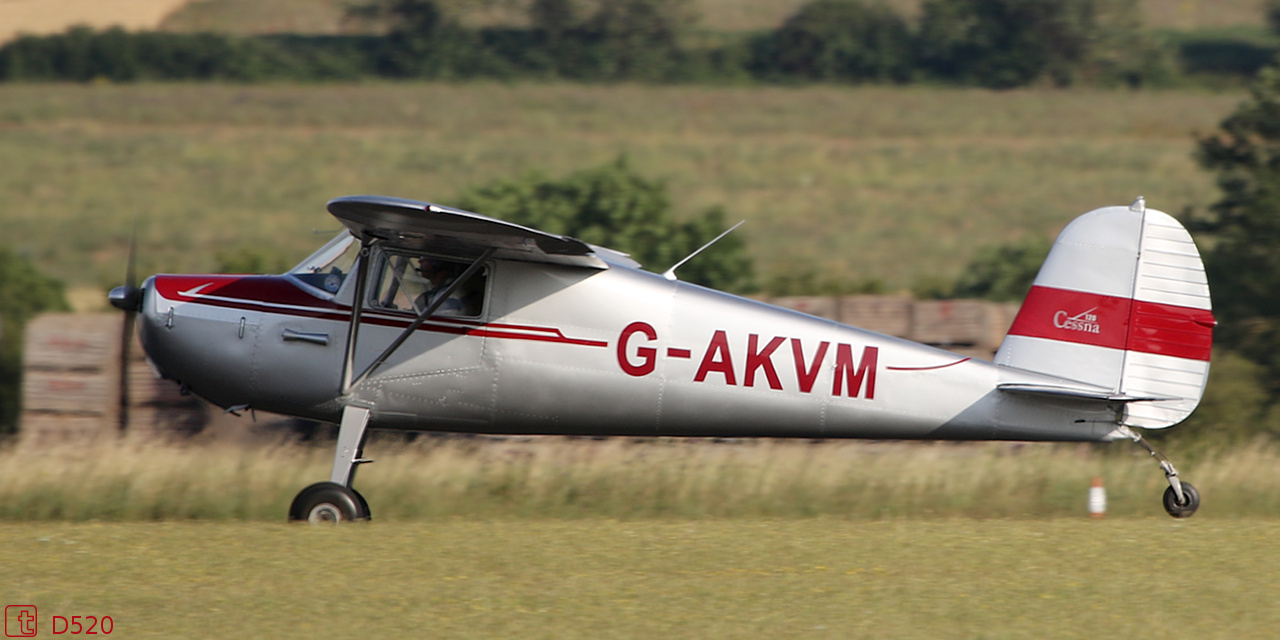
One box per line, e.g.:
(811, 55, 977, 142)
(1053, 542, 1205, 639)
(996, 382, 1177, 403)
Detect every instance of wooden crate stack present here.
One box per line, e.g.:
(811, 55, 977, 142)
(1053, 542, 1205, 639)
(21, 313, 207, 443)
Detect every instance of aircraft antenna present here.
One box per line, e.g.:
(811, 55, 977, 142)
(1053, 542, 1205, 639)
(661, 220, 745, 281)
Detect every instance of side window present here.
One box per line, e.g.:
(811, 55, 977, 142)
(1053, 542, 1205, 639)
(369, 252, 486, 318)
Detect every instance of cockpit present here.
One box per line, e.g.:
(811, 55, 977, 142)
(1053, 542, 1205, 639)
(286, 231, 487, 317)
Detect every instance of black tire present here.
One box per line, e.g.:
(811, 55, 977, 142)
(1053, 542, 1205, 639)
(1162, 482, 1200, 518)
(288, 482, 371, 523)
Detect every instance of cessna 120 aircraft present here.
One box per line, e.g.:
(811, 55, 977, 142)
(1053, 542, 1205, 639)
(109, 194, 1214, 522)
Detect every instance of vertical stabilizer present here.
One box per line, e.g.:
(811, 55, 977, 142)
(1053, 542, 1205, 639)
(995, 199, 1215, 428)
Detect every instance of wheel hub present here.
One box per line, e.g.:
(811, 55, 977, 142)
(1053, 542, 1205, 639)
(308, 503, 343, 524)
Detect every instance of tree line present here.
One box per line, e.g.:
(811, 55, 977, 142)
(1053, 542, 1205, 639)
(0, 0, 1253, 88)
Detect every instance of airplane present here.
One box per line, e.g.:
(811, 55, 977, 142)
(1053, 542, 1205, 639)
(109, 194, 1214, 522)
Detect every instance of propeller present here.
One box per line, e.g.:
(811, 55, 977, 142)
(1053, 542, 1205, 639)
(108, 231, 139, 432)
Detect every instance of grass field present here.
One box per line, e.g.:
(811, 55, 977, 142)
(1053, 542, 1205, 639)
(4, 518, 1279, 638)
(0, 83, 1241, 300)
(5, 436, 1280, 521)
(5, 437, 1279, 637)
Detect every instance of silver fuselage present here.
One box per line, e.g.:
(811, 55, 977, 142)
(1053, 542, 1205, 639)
(138, 255, 1120, 442)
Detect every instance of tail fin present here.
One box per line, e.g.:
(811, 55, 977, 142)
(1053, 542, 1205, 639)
(995, 198, 1215, 428)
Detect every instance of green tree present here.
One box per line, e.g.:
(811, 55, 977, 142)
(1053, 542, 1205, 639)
(0, 248, 70, 435)
(1193, 66, 1280, 395)
(1162, 349, 1280, 447)
(949, 239, 1050, 302)
(911, 238, 1048, 301)
(455, 157, 754, 293)
(752, 0, 912, 82)
(1081, 0, 1171, 88)
(916, 0, 1098, 88)
(1268, 0, 1280, 35)
(347, 0, 493, 78)
(580, 0, 699, 80)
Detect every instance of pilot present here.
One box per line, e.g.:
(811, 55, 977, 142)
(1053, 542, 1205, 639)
(415, 258, 464, 315)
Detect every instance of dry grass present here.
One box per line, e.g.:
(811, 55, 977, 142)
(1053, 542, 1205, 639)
(159, 0, 351, 34)
(2, 433, 1278, 521)
(0, 83, 1240, 296)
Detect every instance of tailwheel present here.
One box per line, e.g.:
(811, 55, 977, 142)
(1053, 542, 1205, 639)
(289, 482, 370, 523)
(1117, 426, 1200, 519)
(1162, 482, 1200, 519)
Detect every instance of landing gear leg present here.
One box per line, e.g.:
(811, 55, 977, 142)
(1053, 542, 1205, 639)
(289, 405, 373, 523)
(1117, 426, 1199, 518)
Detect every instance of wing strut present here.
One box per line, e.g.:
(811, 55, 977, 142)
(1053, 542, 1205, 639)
(340, 239, 378, 395)
(347, 247, 497, 391)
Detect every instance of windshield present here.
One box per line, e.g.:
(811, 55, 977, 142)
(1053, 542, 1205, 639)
(289, 231, 358, 295)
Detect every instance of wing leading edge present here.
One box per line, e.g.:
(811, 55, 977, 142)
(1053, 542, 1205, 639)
(327, 195, 636, 269)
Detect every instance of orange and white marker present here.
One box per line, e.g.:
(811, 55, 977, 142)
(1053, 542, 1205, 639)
(1088, 477, 1107, 518)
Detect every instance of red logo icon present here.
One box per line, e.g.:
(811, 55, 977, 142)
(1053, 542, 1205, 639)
(5, 606, 37, 638)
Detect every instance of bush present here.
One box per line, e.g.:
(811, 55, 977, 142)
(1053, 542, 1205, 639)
(0, 27, 379, 82)
(455, 157, 755, 293)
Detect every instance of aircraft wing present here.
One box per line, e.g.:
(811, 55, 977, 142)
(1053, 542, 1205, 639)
(327, 195, 632, 269)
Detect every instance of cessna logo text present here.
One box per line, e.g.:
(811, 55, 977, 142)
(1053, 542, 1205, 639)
(1053, 308, 1101, 334)
(616, 322, 877, 399)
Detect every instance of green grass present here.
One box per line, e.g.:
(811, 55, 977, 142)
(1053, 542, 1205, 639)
(4, 518, 1279, 639)
(0, 83, 1241, 298)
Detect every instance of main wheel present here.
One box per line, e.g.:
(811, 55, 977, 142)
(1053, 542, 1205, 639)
(289, 482, 371, 523)
(1162, 482, 1200, 518)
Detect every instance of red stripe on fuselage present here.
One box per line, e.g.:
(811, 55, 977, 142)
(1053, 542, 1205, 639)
(152, 275, 609, 348)
(1007, 285, 1212, 361)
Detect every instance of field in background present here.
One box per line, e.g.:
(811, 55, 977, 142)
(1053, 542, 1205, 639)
(4, 517, 1280, 638)
(0, 0, 1268, 43)
(4, 435, 1280, 520)
(0, 83, 1239, 299)
(0, 0, 189, 43)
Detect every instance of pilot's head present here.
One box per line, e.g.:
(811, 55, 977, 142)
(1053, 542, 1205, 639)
(417, 258, 452, 285)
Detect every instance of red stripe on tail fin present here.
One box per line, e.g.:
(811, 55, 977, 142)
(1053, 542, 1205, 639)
(1007, 286, 1212, 362)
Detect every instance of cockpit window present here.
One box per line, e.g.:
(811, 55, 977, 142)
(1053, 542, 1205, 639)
(289, 231, 358, 295)
(369, 251, 486, 318)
